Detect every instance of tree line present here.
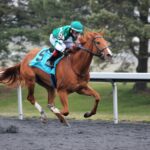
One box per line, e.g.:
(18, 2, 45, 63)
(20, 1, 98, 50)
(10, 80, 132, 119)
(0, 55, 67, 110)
(0, 0, 150, 91)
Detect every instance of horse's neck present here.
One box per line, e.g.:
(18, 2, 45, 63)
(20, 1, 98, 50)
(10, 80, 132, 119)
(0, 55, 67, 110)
(70, 32, 95, 76)
(71, 50, 93, 76)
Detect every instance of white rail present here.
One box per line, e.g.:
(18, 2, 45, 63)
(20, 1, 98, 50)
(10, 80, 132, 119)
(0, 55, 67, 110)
(90, 72, 150, 124)
(17, 85, 23, 120)
(17, 72, 150, 123)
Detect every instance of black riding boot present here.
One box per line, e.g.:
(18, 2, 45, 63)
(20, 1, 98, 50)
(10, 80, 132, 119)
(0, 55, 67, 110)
(46, 50, 63, 67)
(46, 55, 57, 67)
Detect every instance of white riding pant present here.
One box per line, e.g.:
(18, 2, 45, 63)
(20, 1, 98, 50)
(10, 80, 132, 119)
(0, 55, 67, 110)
(49, 34, 74, 52)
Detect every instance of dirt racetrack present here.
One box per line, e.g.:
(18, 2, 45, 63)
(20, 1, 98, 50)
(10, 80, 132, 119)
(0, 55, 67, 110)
(0, 117, 150, 150)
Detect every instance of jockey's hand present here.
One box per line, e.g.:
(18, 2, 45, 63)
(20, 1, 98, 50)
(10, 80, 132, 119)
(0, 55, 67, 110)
(63, 49, 69, 56)
(63, 48, 75, 56)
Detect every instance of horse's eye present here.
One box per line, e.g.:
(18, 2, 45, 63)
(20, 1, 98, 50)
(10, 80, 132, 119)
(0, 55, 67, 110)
(96, 41, 100, 44)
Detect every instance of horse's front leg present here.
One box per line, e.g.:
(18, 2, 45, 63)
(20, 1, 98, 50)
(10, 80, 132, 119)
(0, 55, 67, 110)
(47, 89, 70, 126)
(77, 85, 101, 118)
(57, 90, 69, 116)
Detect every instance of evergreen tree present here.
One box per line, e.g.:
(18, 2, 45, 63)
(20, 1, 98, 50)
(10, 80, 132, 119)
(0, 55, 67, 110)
(1, 0, 150, 92)
(0, 0, 43, 65)
(0, 0, 14, 63)
(87, 0, 150, 91)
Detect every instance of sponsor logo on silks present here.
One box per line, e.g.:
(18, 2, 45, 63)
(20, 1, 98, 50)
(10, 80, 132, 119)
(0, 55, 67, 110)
(58, 28, 64, 40)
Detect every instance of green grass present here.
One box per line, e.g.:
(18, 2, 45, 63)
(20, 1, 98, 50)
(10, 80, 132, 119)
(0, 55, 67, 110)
(0, 82, 150, 122)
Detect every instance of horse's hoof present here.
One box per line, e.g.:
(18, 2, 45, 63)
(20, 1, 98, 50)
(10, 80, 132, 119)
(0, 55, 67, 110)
(40, 114, 48, 124)
(40, 117, 48, 124)
(48, 106, 71, 127)
(55, 113, 71, 127)
(63, 119, 71, 127)
(61, 119, 71, 128)
(84, 112, 91, 118)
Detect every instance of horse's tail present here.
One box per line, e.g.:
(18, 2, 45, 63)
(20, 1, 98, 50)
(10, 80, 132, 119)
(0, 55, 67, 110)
(0, 63, 23, 87)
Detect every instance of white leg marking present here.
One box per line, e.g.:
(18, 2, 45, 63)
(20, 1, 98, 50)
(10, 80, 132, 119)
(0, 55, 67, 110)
(35, 102, 42, 113)
(51, 106, 60, 113)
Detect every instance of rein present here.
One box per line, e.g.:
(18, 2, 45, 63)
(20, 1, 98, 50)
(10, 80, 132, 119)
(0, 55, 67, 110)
(78, 45, 101, 57)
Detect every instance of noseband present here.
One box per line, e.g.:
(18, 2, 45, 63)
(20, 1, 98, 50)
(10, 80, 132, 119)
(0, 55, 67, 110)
(78, 36, 109, 57)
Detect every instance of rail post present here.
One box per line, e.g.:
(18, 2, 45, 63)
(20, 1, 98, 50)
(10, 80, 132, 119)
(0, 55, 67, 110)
(112, 82, 118, 124)
(17, 85, 23, 120)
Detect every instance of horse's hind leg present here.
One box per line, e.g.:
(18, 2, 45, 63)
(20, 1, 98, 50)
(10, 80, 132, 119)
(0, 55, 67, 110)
(26, 79, 47, 123)
(77, 85, 100, 118)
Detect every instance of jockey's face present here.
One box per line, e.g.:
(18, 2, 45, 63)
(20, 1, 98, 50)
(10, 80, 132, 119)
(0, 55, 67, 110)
(71, 29, 81, 39)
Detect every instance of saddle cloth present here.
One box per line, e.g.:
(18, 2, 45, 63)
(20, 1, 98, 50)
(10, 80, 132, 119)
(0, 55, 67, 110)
(29, 47, 63, 87)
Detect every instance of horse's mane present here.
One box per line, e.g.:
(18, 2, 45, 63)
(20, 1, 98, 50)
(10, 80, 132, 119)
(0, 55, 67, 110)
(79, 31, 103, 44)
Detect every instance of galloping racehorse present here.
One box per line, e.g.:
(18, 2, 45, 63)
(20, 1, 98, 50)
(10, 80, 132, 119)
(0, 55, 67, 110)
(0, 32, 112, 126)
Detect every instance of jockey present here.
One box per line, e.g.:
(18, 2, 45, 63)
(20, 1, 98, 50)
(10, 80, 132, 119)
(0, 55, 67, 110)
(47, 21, 84, 67)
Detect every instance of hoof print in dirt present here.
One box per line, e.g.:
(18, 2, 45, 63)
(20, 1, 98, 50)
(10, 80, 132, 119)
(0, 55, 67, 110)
(0, 127, 5, 133)
(6, 125, 19, 133)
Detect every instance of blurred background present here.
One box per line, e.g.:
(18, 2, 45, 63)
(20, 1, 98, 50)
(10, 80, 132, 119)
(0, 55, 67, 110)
(0, 0, 150, 91)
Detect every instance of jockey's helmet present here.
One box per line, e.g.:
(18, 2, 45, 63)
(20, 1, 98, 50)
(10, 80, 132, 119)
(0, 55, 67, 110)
(70, 21, 83, 33)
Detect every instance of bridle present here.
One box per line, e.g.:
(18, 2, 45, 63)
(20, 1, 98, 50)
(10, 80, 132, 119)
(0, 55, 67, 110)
(78, 36, 109, 58)
(67, 35, 110, 77)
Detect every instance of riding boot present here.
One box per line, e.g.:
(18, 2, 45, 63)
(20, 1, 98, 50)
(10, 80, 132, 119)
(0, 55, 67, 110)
(46, 50, 58, 67)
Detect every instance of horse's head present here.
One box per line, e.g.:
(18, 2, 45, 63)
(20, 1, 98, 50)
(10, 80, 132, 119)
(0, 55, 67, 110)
(78, 32, 113, 60)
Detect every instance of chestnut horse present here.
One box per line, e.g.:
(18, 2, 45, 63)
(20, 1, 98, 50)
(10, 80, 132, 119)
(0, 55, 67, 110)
(0, 32, 112, 126)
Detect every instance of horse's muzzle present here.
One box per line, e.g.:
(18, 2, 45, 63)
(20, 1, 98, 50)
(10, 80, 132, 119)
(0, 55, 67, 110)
(100, 53, 112, 60)
(107, 53, 113, 58)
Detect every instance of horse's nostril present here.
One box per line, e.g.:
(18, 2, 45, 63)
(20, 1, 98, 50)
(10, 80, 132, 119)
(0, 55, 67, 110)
(107, 54, 112, 57)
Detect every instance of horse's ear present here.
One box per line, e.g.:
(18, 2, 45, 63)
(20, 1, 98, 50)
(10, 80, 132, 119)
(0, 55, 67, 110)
(98, 28, 106, 36)
(99, 31, 105, 36)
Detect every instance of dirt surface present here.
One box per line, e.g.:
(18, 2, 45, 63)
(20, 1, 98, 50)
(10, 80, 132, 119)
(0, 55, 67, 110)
(0, 117, 150, 150)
